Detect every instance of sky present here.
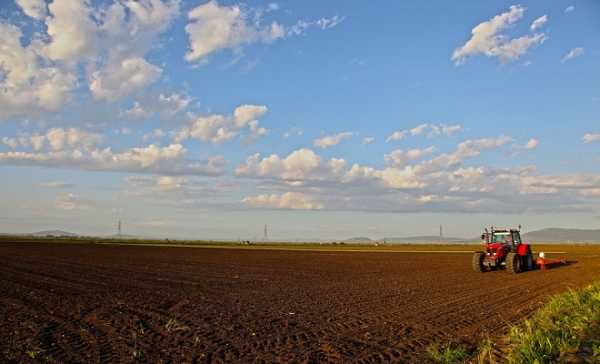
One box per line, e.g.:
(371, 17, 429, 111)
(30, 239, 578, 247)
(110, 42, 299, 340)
(0, 0, 599, 240)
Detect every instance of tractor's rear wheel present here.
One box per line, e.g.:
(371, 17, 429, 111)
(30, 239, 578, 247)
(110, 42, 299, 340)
(472, 252, 485, 272)
(506, 252, 522, 274)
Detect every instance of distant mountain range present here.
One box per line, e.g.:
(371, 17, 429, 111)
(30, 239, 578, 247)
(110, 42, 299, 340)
(345, 228, 600, 244)
(30, 230, 79, 237)
(3, 227, 599, 243)
(522, 228, 600, 243)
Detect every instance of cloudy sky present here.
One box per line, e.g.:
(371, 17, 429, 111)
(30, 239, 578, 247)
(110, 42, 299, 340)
(0, 0, 598, 240)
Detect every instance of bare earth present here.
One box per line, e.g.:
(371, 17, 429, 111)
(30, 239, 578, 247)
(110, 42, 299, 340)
(1, 242, 600, 363)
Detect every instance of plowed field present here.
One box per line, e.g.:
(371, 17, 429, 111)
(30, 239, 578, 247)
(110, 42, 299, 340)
(1, 242, 599, 363)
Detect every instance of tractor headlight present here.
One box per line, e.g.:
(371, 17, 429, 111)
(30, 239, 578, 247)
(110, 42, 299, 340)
(539, 252, 545, 258)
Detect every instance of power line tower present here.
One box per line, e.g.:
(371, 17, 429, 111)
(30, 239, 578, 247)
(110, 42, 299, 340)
(263, 224, 268, 241)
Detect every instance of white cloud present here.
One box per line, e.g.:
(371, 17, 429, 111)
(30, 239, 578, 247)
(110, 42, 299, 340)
(524, 138, 539, 149)
(410, 123, 463, 138)
(234, 136, 600, 214)
(313, 132, 353, 149)
(1, 137, 19, 149)
(175, 104, 269, 144)
(45, 0, 98, 62)
(90, 57, 163, 102)
(583, 133, 600, 144)
(45, 128, 102, 151)
(361, 137, 375, 145)
(242, 192, 324, 210)
(452, 5, 547, 65)
(0, 143, 226, 176)
(561, 47, 584, 63)
(122, 101, 152, 119)
(154, 176, 186, 191)
(236, 148, 346, 181)
(384, 147, 435, 167)
(565, 5, 575, 13)
(0, 23, 77, 121)
(185, 1, 342, 63)
(15, 0, 47, 20)
(287, 16, 344, 36)
(386, 130, 407, 143)
(185, 1, 285, 62)
(123, 93, 191, 120)
(233, 104, 268, 128)
(1, 128, 101, 152)
(530, 15, 548, 31)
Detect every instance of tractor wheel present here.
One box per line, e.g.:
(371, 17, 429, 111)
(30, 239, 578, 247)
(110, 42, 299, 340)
(506, 252, 522, 274)
(472, 252, 485, 272)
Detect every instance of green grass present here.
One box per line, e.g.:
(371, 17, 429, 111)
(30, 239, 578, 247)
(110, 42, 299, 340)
(505, 281, 600, 363)
(427, 343, 469, 364)
(429, 281, 600, 363)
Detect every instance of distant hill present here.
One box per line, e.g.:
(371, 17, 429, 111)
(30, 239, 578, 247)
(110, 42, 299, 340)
(344, 237, 373, 243)
(382, 236, 471, 244)
(30, 230, 79, 237)
(523, 228, 600, 243)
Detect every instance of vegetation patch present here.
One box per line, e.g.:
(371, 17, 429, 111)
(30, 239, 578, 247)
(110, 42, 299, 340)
(429, 280, 600, 363)
(506, 281, 600, 363)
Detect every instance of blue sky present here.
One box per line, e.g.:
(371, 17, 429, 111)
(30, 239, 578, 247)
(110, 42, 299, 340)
(0, 0, 598, 240)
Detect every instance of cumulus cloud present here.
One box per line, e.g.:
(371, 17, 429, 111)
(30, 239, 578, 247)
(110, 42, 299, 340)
(583, 133, 600, 144)
(90, 57, 163, 102)
(15, 0, 47, 20)
(236, 148, 346, 181)
(185, 1, 285, 62)
(565, 5, 575, 13)
(524, 138, 539, 149)
(561, 47, 584, 63)
(313, 132, 353, 149)
(234, 135, 600, 214)
(175, 104, 269, 144)
(410, 123, 463, 138)
(0, 128, 102, 152)
(242, 192, 324, 210)
(0, 143, 226, 176)
(45, 0, 98, 62)
(384, 147, 435, 167)
(386, 131, 407, 143)
(362, 137, 375, 145)
(387, 124, 463, 143)
(184, 1, 342, 63)
(0, 23, 77, 121)
(123, 93, 191, 120)
(452, 5, 547, 65)
(530, 15, 547, 31)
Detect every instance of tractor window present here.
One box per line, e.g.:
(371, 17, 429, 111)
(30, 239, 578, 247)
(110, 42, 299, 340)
(491, 232, 510, 243)
(512, 232, 521, 244)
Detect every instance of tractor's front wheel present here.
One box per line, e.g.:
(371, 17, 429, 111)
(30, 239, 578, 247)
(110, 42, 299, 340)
(506, 252, 522, 274)
(472, 252, 485, 272)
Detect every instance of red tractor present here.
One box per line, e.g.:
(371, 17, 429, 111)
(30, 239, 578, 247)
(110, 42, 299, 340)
(472, 226, 535, 273)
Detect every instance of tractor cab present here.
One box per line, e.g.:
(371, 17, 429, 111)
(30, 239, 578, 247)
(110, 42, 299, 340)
(482, 228, 522, 252)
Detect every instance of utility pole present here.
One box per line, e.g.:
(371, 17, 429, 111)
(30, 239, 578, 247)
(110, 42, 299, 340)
(439, 224, 443, 239)
(263, 224, 268, 241)
(118, 220, 122, 237)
